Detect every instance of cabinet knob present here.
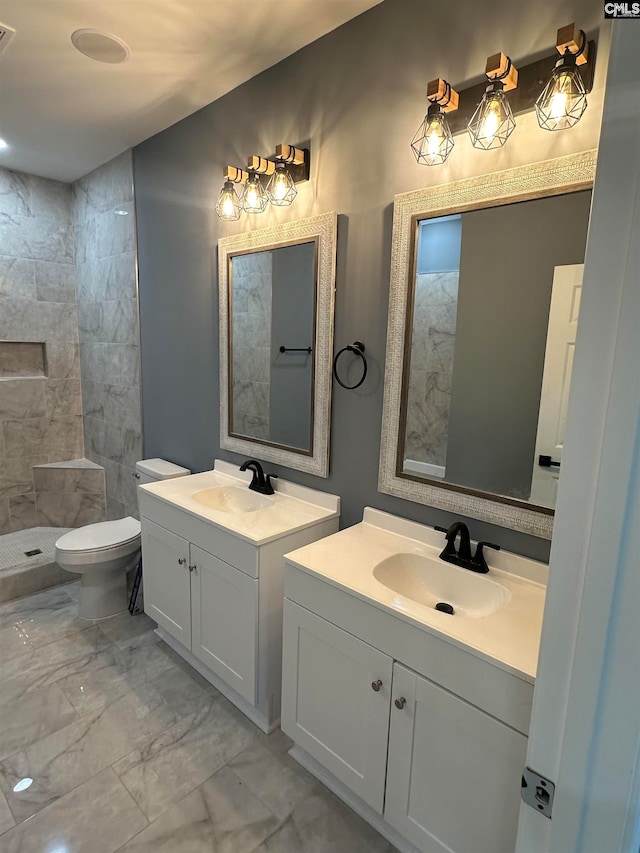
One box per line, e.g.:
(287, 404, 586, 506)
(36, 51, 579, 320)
(178, 557, 187, 566)
(189, 564, 197, 573)
(371, 680, 383, 692)
(132, 472, 141, 479)
(394, 697, 406, 710)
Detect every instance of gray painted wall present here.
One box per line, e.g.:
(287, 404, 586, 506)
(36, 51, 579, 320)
(446, 190, 592, 499)
(133, 0, 606, 561)
(269, 242, 315, 450)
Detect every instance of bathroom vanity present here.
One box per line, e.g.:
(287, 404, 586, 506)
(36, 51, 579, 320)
(138, 460, 339, 732)
(281, 508, 547, 853)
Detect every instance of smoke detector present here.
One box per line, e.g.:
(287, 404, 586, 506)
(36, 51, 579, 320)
(0, 22, 16, 55)
(71, 29, 130, 64)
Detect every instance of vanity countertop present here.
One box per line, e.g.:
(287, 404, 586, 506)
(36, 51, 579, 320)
(284, 508, 547, 682)
(138, 460, 340, 546)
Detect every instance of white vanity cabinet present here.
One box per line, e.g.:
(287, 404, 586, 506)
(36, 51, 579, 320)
(281, 516, 543, 853)
(139, 463, 340, 732)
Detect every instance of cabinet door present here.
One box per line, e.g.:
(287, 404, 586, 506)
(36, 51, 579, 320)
(141, 519, 191, 646)
(281, 601, 393, 813)
(385, 663, 527, 853)
(190, 545, 257, 704)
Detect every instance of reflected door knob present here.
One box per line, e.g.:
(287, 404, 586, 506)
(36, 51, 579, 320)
(371, 680, 383, 692)
(394, 697, 406, 710)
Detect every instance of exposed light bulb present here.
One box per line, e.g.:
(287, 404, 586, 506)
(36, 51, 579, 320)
(215, 180, 241, 221)
(536, 53, 588, 132)
(266, 162, 297, 206)
(242, 172, 269, 214)
(411, 103, 454, 166)
(468, 82, 516, 150)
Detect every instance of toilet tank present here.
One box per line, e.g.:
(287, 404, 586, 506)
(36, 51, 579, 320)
(135, 458, 191, 486)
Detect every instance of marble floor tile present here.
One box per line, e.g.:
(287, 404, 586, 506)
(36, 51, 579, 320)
(0, 626, 114, 702)
(118, 765, 280, 853)
(148, 660, 221, 720)
(97, 610, 156, 648)
(229, 740, 319, 822)
(0, 625, 33, 663)
(113, 697, 257, 821)
(0, 583, 73, 631)
(253, 785, 397, 853)
(0, 683, 77, 761)
(0, 787, 15, 835)
(12, 597, 88, 648)
(0, 683, 179, 822)
(0, 767, 148, 853)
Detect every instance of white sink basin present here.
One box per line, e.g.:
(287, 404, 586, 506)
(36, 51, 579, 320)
(191, 485, 274, 514)
(373, 553, 511, 618)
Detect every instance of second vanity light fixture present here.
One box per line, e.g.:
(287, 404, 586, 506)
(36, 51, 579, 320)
(215, 144, 309, 221)
(411, 23, 594, 167)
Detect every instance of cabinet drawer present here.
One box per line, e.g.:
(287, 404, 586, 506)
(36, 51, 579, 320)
(281, 601, 393, 813)
(190, 545, 257, 703)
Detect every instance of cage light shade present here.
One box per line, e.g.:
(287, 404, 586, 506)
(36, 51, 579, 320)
(242, 172, 269, 214)
(535, 57, 588, 131)
(215, 180, 241, 221)
(468, 83, 516, 150)
(411, 104, 454, 166)
(267, 162, 297, 206)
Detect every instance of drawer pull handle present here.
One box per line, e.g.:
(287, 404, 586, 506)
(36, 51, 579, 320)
(371, 680, 383, 692)
(189, 564, 197, 573)
(178, 557, 187, 566)
(394, 697, 406, 710)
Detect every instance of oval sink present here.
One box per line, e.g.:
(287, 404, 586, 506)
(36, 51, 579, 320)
(191, 486, 274, 514)
(373, 553, 511, 618)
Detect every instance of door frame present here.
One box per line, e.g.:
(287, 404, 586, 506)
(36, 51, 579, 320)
(516, 21, 640, 853)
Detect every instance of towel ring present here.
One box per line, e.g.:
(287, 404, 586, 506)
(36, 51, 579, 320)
(333, 341, 367, 389)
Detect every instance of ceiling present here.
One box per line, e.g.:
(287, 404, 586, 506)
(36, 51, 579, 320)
(0, 0, 383, 183)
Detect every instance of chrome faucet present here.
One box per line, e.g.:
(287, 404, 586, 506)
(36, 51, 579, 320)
(435, 522, 500, 574)
(239, 460, 277, 495)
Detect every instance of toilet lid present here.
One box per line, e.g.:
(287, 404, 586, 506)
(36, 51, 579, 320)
(56, 517, 141, 553)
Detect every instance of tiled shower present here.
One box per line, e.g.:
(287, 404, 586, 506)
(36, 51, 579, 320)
(0, 152, 141, 595)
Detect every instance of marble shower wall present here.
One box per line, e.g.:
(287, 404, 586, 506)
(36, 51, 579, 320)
(404, 271, 459, 471)
(72, 152, 143, 520)
(231, 252, 272, 441)
(0, 168, 83, 533)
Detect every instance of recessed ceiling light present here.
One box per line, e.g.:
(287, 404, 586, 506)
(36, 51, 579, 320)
(0, 137, 8, 150)
(71, 29, 130, 64)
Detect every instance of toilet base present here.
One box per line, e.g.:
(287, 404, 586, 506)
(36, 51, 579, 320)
(78, 566, 129, 620)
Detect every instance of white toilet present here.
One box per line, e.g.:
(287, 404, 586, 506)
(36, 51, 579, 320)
(55, 458, 191, 620)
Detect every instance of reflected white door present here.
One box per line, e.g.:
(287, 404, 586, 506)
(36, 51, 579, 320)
(530, 264, 584, 507)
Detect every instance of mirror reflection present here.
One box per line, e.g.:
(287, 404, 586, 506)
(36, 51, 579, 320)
(229, 240, 317, 452)
(400, 190, 592, 509)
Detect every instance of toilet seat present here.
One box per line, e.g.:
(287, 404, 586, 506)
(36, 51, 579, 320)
(55, 517, 141, 568)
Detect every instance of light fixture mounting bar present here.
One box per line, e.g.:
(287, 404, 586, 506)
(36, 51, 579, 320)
(275, 144, 305, 165)
(443, 40, 596, 137)
(427, 78, 459, 112)
(224, 165, 249, 183)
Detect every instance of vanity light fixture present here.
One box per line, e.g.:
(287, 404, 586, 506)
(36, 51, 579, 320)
(468, 53, 518, 150)
(215, 144, 309, 221)
(536, 23, 589, 131)
(215, 166, 247, 221)
(411, 79, 459, 166)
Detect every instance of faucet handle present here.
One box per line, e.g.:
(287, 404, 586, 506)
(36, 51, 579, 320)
(471, 541, 501, 573)
(264, 474, 278, 495)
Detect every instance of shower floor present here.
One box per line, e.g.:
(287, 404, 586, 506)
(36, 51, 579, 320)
(0, 526, 76, 603)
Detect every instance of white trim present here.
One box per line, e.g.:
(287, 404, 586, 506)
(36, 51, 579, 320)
(378, 151, 597, 539)
(516, 22, 640, 853)
(218, 212, 337, 478)
(402, 458, 446, 479)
